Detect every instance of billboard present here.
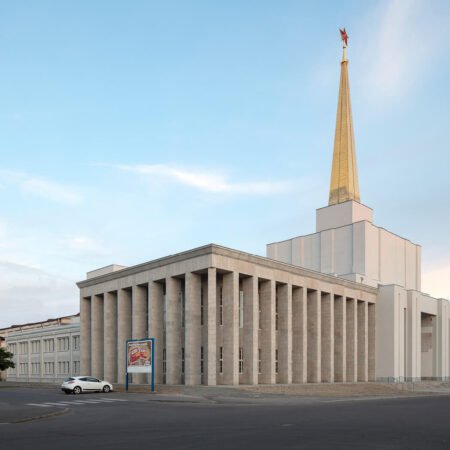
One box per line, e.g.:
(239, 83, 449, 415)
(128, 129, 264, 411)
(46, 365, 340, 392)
(127, 339, 152, 373)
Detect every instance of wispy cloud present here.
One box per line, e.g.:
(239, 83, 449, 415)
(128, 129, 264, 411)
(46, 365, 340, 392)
(358, 0, 450, 104)
(0, 260, 78, 328)
(59, 235, 111, 258)
(0, 170, 81, 204)
(117, 164, 294, 195)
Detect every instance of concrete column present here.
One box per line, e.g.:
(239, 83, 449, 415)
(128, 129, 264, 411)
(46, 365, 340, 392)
(292, 287, 307, 383)
(333, 295, 346, 382)
(80, 296, 91, 376)
(149, 281, 164, 384)
(307, 289, 321, 383)
(260, 280, 276, 384)
(357, 301, 368, 382)
(278, 283, 292, 384)
(223, 271, 239, 385)
(436, 301, 447, 380)
(346, 297, 357, 382)
(243, 276, 258, 385)
(104, 291, 118, 383)
(205, 268, 217, 386)
(321, 292, 334, 383)
(132, 285, 148, 384)
(368, 302, 376, 381)
(117, 288, 132, 384)
(91, 294, 104, 380)
(166, 277, 182, 385)
(185, 272, 202, 385)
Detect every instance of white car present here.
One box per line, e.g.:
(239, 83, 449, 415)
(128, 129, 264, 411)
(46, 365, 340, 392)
(61, 376, 113, 395)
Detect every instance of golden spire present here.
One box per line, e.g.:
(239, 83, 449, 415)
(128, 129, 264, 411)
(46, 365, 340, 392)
(328, 28, 360, 206)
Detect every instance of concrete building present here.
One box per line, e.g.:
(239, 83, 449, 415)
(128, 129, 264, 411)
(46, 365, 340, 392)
(0, 314, 81, 383)
(78, 245, 377, 385)
(78, 34, 449, 385)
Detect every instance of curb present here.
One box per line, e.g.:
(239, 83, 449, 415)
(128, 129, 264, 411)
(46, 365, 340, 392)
(4, 408, 70, 425)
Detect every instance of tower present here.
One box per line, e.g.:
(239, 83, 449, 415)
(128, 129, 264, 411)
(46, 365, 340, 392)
(328, 28, 360, 206)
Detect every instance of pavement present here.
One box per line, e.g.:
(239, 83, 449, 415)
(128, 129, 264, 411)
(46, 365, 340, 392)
(0, 382, 449, 448)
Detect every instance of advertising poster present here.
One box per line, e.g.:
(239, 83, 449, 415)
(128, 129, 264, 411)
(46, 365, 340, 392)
(127, 339, 152, 373)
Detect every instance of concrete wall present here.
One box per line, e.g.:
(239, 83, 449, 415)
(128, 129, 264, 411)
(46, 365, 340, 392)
(267, 204, 421, 291)
(376, 284, 449, 382)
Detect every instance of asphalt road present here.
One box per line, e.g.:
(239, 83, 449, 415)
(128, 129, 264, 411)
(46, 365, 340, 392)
(1, 388, 449, 449)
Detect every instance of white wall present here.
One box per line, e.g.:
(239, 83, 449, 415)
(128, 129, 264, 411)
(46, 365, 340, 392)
(267, 206, 421, 291)
(376, 285, 449, 381)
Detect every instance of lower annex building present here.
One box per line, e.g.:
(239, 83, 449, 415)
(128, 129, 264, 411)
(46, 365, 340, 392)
(0, 314, 80, 382)
(77, 35, 449, 385)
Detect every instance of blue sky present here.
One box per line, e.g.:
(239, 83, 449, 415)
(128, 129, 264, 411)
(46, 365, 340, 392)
(1, 0, 449, 327)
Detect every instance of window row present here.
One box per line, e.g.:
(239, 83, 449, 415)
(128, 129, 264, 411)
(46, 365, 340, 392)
(160, 347, 279, 376)
(6, 336, 80, 355)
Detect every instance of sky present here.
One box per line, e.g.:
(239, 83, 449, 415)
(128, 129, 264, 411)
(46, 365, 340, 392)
(1, 0, 449, 328)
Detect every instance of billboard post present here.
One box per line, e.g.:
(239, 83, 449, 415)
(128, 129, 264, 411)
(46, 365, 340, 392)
(125, 338, 155, 392)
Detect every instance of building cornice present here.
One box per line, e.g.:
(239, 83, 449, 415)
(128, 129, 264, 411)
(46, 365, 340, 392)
(77, 243, 378, 294)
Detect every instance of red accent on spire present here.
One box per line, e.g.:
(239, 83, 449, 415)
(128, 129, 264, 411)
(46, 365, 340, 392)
(339, 28, 348, 46)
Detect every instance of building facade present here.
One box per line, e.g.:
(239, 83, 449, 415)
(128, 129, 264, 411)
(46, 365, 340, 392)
(1, 315, 81, 383)
(78, 35, 449, 385)
(78, 246, 377, 385)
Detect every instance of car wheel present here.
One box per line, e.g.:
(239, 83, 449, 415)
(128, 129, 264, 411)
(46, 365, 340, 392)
(103, 385, 110, 393)
(73, 386, 82, 395)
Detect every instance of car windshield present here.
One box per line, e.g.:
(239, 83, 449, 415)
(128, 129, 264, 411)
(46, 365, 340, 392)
(64, 378, 75, 382)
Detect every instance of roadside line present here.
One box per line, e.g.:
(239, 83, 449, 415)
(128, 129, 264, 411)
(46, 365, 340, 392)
(26, 403, 51, 407)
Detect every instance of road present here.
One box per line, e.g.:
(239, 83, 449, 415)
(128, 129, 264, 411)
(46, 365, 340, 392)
(0, 387, 449, 449)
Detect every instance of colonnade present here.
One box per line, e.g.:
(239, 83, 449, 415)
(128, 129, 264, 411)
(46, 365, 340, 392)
(80, 269, 376, 385)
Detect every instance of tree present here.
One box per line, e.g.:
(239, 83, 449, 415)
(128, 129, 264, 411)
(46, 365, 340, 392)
(0, 347, 15, 371)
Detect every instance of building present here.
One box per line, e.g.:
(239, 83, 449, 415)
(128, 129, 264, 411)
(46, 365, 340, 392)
(78, 247, 376, 386)
(0, 314, 81, 383)
(78, 34, 449, 385)
(267, 35, 449, 381)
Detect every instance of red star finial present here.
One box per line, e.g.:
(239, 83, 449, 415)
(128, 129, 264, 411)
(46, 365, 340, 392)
(339, 28, 348, 46)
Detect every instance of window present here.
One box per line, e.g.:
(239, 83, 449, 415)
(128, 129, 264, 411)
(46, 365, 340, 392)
(219, 287, 223, 326)
(181, 347, 185, 374)
(58, 361, 69, 374)
(162, 349, 167, 375)
(180, 291, 185, 328)
(239, 290, 244, 328)
(31, 340, 40, 354)
(19, 342, 28, 354)
(219, 347, 223, 374)
(258, 348, 262, 374)
(275, 295, 279, 331)
(58, 337, 69, 351)
(73, 335, 80, 350)
(275, 349, 279, 374)
(44, 362, 55, 374)
(258, 291, 262, 330)
(73, 361, 80, 375)
(200, 346, 204, 374)
(20, 363, 28, 374)
(44, 339, 55, 353)
(239, 347, 244, 374)
(31, 362, 41, 375)
(200, 287, 204, 326)
(8, 343, 16, 355)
